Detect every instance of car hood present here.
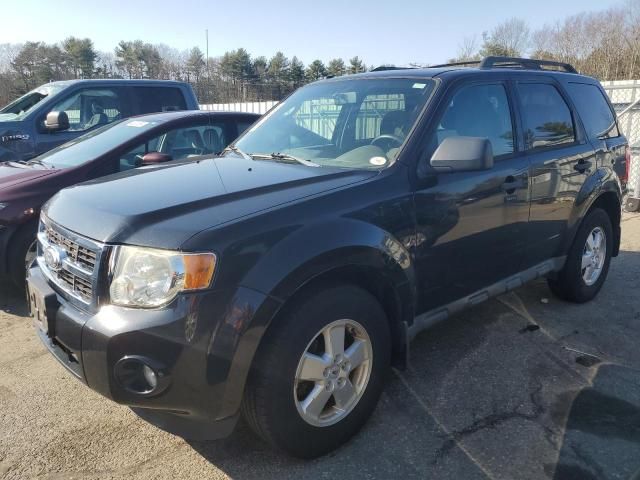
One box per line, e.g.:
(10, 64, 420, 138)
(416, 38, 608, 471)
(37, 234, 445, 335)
(0, 162, 55, 189)
(44, 155, 378, 248)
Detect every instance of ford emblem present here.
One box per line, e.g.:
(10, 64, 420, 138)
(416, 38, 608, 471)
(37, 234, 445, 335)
(44, 245, 66, 271)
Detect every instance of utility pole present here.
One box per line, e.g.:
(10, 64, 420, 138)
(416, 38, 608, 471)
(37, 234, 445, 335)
(205, 29, 210, 102)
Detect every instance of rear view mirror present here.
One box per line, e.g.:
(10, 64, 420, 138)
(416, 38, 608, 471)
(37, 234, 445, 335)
(430, 137, 493, 172)
(44, 111, 69, 132)
(141, 152, 173, 166)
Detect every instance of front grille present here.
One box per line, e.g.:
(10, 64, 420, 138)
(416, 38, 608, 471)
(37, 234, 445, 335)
(45, 226, 97, 272)
(37, 218, 104, 308)
(57, 269, 93, 301)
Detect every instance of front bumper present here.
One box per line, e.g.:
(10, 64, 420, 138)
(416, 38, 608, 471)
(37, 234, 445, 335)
(27, 265, 281, 440)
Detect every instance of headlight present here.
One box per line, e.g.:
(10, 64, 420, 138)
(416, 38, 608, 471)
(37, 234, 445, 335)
(109, 246, 216, 308)
(0, 203, 7, 211)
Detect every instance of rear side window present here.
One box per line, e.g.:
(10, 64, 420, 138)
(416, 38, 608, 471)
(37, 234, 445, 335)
(434, 83, 514, 157)
(517, 83, 575, 149)
(133, 87, 187, 114)
(567, 83, 619, 139)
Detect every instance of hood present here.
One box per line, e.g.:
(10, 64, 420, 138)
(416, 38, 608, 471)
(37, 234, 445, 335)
(0, 162, 55, 189)
(44, 155, 378, 248)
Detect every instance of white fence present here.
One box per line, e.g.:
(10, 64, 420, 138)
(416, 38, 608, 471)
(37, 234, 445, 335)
(199, 101, 278, 114)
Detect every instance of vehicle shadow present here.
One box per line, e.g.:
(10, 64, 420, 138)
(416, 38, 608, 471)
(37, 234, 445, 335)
(0, 281, 29, 317)
(186, 250, 640, 478)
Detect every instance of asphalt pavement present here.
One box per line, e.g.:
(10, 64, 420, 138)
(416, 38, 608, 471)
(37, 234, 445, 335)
(2, 214, 640, 479)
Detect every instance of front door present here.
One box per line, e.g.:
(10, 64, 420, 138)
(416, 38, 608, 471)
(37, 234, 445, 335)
(412, 80, 530, 313)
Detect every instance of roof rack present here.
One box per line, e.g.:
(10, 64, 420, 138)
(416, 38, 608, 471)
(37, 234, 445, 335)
(370, 66, 416, 72)
(430, 56, 578, 74)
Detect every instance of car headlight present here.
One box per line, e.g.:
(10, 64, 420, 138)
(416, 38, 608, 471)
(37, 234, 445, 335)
(109, 246, 216, 308)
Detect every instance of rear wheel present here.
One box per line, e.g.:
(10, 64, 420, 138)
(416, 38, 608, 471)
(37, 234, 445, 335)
(242, 285, 390, 458)
(548, 208, 613, 303)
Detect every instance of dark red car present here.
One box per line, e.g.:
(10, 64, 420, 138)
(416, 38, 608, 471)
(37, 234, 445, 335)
(0, 110, 259, 287)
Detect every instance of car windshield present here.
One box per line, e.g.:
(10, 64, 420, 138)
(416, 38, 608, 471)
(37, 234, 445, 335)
(0, 84, 67, 121)
(35, 118, 163, 169)
(234, 77, 436, 169)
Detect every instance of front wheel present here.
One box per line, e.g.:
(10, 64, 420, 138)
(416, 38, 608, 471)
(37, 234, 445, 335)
(242, 285, 390, 458)
(8, 224, 38, 290)
(548, 208, 613, 303)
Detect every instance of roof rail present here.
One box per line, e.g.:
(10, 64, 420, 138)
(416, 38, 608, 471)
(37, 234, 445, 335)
(370, 65, 416, 72)
(480, 56, 578, 73)
(428, 56, 578, 74)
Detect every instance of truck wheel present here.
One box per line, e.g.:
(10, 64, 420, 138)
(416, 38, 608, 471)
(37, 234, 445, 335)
(242, 285, 390, 458)
(548, 208, 613, 303)
(8, 224, 37, 290)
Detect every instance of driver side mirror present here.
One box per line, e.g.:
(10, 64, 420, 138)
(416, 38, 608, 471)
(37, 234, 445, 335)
(44, 111, 70, 132)
(141, 152, 173, 166)
(430, 136, 493, 172)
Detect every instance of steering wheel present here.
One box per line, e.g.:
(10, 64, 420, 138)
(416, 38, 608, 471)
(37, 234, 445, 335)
(370, 134, 404, 150)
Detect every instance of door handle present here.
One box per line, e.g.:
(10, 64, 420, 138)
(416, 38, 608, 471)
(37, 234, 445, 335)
(502, 176, 520, 194)
(574, 159, 592, 173)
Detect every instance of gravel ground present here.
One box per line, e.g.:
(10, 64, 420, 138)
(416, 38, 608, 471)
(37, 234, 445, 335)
(2, 213, 640, 479)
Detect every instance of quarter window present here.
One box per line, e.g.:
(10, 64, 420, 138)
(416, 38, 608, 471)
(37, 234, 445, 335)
(518, 83, 575, 149)
(434, 84, 514, 157)
(567, 83, 618, 139)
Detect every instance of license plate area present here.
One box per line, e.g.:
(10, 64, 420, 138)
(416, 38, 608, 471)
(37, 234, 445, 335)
(27, 275, 59, 337)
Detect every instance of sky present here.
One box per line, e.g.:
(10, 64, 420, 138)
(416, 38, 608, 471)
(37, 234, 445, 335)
(0, 0, 627, 66)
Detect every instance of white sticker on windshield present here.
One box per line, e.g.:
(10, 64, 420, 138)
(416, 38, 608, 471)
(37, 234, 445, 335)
(412, 83, 427, 89)
(370, 156, 387, 166)
(126, 120, 149, 127)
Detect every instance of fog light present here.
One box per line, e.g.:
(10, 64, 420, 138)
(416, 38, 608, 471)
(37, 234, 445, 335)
(114, 356, 166, 396)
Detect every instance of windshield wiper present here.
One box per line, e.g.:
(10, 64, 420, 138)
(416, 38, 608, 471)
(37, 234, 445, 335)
(222, 144, 251, 160)
(250, 152, 320, 167)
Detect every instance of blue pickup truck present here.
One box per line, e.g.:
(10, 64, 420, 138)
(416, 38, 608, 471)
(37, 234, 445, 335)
(0, 79, 198, 162)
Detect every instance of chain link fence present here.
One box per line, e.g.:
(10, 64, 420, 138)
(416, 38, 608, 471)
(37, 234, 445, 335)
(602, 80, 640, 210)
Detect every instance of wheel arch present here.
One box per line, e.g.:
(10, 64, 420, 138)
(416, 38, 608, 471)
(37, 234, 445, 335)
(563, 170, 622, 257)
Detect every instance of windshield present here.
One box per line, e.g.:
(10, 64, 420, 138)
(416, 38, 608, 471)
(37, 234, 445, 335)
(0, 84, 67, 121)
(235, 77, 436, 169)
(35, 118, 163, 168)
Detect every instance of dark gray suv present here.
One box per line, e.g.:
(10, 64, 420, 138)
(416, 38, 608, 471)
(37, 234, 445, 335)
(28, 57, 626, 458)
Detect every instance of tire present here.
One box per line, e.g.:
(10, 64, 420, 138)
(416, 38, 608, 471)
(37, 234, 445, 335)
(548, 208, 613, 303)
(242, 285, 391, 458)
(8, 223, 37, 290)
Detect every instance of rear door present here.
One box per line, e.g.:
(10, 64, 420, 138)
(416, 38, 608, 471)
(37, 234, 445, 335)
(565, 82, 628, 183)
(412, 79, 530, 312)
(516, 79, 596, 268)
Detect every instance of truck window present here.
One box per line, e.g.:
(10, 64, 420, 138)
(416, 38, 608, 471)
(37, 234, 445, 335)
(48, 88, 125, 132)
(133, 87, 187, 114)
(434, 83, 514, 157)
(294, 98, 343, 141)
(567, 83, 619, 139)
(517, 83, 575, 149)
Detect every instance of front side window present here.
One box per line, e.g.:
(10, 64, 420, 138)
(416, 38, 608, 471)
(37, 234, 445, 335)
(567, 82, 618, 139)
(48, 88, 124, 132)
(518, 83, 575, 149)
(118, 122, 226, 171)
(235, 78, 436, 169)
(433, 83, 514, 157)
